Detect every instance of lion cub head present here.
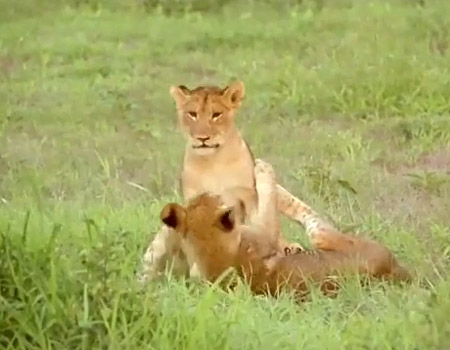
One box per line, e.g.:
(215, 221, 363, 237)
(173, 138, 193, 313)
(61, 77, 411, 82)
(169, 81, 245, 156)
(160, 193, 245, 281)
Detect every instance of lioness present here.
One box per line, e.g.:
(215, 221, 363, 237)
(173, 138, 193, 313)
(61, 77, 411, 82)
(159, 160, 411, 300)
(138, 81, 314, 283)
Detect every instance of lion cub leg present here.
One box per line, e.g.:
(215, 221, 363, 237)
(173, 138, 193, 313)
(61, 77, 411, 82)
(310, 228, 357, 252)
(253, 159, 307, 256)
(276, 184, 344, 251)
(252, 159, 304, 254)
(275, 185, 363, 253)
(272, 184, 307, 254)
(137, 225, 189, 284)
(253, 159, 280, 237)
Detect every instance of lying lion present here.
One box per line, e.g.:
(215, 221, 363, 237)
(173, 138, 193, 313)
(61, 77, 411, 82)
(159, 159, 411, 300)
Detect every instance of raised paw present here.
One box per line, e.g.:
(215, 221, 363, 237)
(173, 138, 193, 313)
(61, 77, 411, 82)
(283, 243, 305, 256)
(254, 159, 275, 178)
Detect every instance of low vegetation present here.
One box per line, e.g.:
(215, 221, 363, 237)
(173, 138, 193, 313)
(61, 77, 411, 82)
(1, 0, 449, 348)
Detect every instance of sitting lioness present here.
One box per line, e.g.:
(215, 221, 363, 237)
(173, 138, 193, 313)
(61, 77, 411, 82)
(159, 160, 411, 300)
(138, 81, 315, 283)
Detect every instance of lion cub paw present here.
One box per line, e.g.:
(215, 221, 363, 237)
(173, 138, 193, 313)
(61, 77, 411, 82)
(254, 159, 275, 178)
(283, 243, 305, 256)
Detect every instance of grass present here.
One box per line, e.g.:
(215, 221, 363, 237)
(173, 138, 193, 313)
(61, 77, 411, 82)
(1, 0, 450, 348)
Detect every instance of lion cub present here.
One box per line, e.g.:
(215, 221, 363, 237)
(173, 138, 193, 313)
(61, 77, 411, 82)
(138, 81, 312, 283)
(160, 160, 411, 300)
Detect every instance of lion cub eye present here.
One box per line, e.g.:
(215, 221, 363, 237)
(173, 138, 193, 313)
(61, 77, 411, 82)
(211, 112, 222, 120)
(187, 111, 197, 119)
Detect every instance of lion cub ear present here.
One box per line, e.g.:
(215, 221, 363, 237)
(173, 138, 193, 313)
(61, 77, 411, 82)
(169, 85, 191, 105)
(222, 81, 245, 108)
(160, 203, 186, 232)
(215, 207, 236, 233)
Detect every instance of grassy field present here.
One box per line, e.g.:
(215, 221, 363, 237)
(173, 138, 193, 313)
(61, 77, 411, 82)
(1, 0, 450, 348)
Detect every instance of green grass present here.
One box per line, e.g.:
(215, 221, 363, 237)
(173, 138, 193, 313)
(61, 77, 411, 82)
(1, 0, 450, 348)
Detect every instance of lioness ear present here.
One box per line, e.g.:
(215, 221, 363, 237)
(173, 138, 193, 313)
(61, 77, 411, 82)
(215, 207, 236, 232)
(169, 85, 191, 105)
(222, 81, 245, 108)
(160, 203, 186, 231)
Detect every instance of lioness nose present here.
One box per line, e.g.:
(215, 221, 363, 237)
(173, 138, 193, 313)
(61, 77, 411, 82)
(197, 136, 210, 142)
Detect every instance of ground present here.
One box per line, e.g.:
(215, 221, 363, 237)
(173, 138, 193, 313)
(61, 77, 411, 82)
(1, 0, 450, 349)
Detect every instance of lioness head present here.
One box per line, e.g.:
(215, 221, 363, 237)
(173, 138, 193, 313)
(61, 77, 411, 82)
(169, 81, 245, 156)
(160, 193, 245, 281)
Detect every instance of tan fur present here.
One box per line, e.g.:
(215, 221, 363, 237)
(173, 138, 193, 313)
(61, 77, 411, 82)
(138, 82, 314, 283)
(160, 160, 411, 301)
(174, 82, 309, 248)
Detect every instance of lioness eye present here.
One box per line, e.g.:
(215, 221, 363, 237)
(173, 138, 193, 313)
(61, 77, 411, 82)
(212, 112, 222, 120)
(188, 111, 197, 119)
